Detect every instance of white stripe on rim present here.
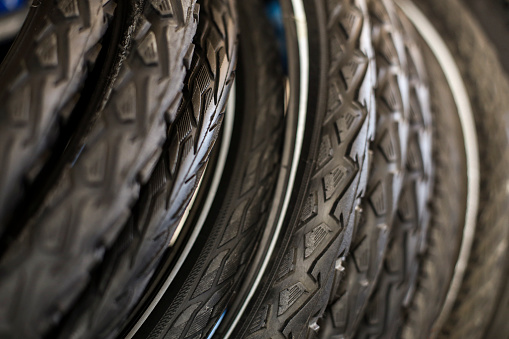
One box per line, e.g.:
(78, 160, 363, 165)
(223, 0, 309, 336)
(126, 82, 236, 339)
(395, 1, 480, 337)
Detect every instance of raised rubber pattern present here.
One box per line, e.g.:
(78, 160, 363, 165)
(232, 0, 377, 337)
(134, 2, 287, 337)
(0, 0, 112, 233)
(408, 0, 509, 337)
(319, 0, 412, 336)
(0, 1, 199, 337)
(356, 5, 434, 338)
(55, 0, 237, 337)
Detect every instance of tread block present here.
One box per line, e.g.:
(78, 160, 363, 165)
(339, 5, 363, 40)
(241, 151, 262, 195)
(277, 248, 296, 281)
(115, 82, 137, 122)
(331, 293, 348, 328)
(305, 223, 332, 258)
(137, 31, 159, 66)
(248, 305, 270, 334)
(218, 236, 250, 284)
(322, 164, 353, 201)
(379, 32, 398, 65)
(58, 0, 80, 18)
(219, 200, 247, 246)
(36, 33, 58, 68)
(398, 184, 416, 222)
(317, 134, 333, 169)
(341, 51, 368, 91)
(334, 103, 367, 144)
(301, 191, 319, 224)
(243, 187, 264, 231)
(168, 303, 201, 339)
(278, 282, 307, 316)
(83, 141, 108, 184)
(378, 127, 398, 162)
(192, 250, 228, 298)
(352, 236, 370, 273)
(151, 0, 175, 17)
(369, 181, 387, 216)
(8, 85, 31, 125)
(407, 136, 424, 172)
(382, 76, 403, 111)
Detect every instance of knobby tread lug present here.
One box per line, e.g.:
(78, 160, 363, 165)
(320, 1, 412, 337)
(55, 0, 238, 338)
(234, 0, 377, 338)
(355, 5, 434, 338)
(0, 1, 200, 337)
(0, 0, 112, 233)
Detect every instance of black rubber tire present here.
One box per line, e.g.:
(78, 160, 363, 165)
(120, 1, 287, 338)
(0, 0, 227, 337)
(462, 0, 509, 77)
(52, 0, 238, 337)
(399, 29, 467, 339)
(355, 5, 434, 338)
(229, 0, 377, 337)
(319, 0, 412, 336)
(400, 0, 509, 338)
(0, 0, 113, 232)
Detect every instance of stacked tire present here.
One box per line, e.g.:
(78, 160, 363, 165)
(0, 0, 508, 338)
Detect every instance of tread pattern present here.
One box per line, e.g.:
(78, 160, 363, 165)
(132, 2, 286, 338)
(356, 6, 434, 338)
(406, 0, 509, 337)
(232, 0, 377, 337)
(396, 27, 468, 339)
(319, 0, 411, 337)
(56, 0, 238, 338)
(0, 0, 113, 232)
(0, 1, 200, 337)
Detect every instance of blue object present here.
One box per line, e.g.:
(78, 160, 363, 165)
(206, 309, 227, 339)
(265, 0, 288, 73)
(0, 0, 25, 14)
